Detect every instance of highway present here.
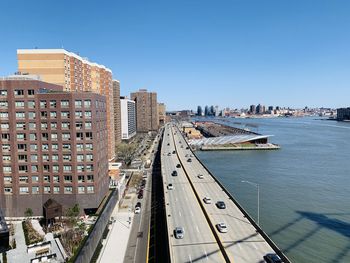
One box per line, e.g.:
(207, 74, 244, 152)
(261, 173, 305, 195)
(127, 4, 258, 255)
(172, 124, 285, 263)
(161, 123, 225, 263)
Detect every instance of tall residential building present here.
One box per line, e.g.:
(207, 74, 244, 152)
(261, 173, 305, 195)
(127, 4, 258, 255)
(337, 107, 350, 121)
(250, 105, 256, 114)
(204, 106, 209, 116)
(113, 80, 121, 145)
(158, 103, 166, 126)
(120, 97, 136, 140)
(17, 49, 115, 159)
(197, 106, 203, 116)
(0, 77, 109, 216)
(130, 89, 158, 132)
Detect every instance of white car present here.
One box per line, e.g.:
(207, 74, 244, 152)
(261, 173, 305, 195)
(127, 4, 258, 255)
(216, 223, 228, 233)
(203, 197, 211, 204)
(174, 227, 184, 239)
(167, 184, 174, 190)
(198, 174, 204, 179)
(135, 207, 141, 214)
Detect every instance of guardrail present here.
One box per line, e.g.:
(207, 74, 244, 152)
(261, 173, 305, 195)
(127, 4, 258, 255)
(175, 125, 291, 263)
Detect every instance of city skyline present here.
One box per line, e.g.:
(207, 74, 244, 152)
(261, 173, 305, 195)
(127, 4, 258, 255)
(1, 1, 350, 110)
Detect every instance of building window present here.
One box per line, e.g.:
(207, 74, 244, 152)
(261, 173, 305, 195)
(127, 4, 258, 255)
(50, 111, 57, 118)
(1, 123, 9, 130)
(84, 100, 91, 108)
(62, 143, 71, 150)
(31, 154, 38, 162)
(51, 133, 58, 141)
(78, 186, 85, 194)
(4, 187, 12, 194)
(63, 165, 72, 172)
(50, 100, 57, 108)
(87, 175, 94, 183)
(44, 186, 51, 193)
(53, 186, 60, 194)
(28, 101, 35, 108)
(43, 175, 50, 183)
(76, 122, 83, 129)
(43, 165, 50, 172)
(77, 165, 84, 173)
(76, 132, 84, 140)
(86, 132, 93, 140)
(64, 175, 72, 183)
(4, 176, 12, 184)
(15, 101, 25, 108)
(75, 111, 83, 118)
(63, 154, 71, 162)
(28, 112, 36, 120)
(32, 176, 39, 183)
(28, 89, 35, 96)
(62, 122, 70, 129)
(16, 122, 26, 130)
(2, 134, 10, 141)
(18, 165, 28, 173)
(77, 154, 84, 162)
(31, 165, 38, 172)
(75, 100, 82, 108)
(86, 154, 93, 161)
(42, 133, 49, 140)
(52, 154, 59, 162)
(19, 187, 29, 194)
(64, 186, 73, 194)
(17, 133, 26, 140)
(41, 111, 48, 118)
(85, 143, 93, 151)
(29, 123, 36, 130)
(52, 165, 59, 173)
(78, 175, 85, 183)
(85, 122, 92, 129)
(61, 100, 69, 107)
(42, 144, 49, 151)
(62, 133, 71, 140)
(52, 144, 59, 151)
(19, 176, 29, 184)
(51, 122, 57, 129)
(18, 144, 27, 151)
(86, 164, 93, 172)
(32, 186, 39, 194)
(53, 176, 59, 182)
(30, 144, 38, 151)
(84, 111, 92, 118)
(87, 186, 94, 193)
(0, 90, 8, 96)
(3, 166, 12, 173)
(18, 154, 28, 162)
(29, 133, 37, 141)
(14, 90, 24, 96)
(61, 111, 70, 118)
(2, 144, 11, 151)
(0, 112, 9, 119)
(77, 144, 83, 151)
(0, 101, 8, 108)
(2, 155, 11, 162)
(40, 101, 47, 108)
(42, 154, 49, 162)
(41, 123, 48, 130)
(16, 112, 25, 119)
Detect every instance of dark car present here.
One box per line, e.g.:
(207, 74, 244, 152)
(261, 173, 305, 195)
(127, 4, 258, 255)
(138, 193, 143, 199)
(172, 170, 178, 176)
(263, 253, 283, 263)
(187, 158, 192, 162)
(135, 202, 141, 208)
(176, 164, 181, 168)
(172, 150, 176, 154)
(167, 143, 170, 146)
(216, 201, 226, 209)
(186, 146, 189, 149)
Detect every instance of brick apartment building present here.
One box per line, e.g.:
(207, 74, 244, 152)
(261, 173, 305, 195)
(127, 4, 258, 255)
(0, 76, 109, 216)
(17, 49, 116, 159)
(130, 89, 159, 132)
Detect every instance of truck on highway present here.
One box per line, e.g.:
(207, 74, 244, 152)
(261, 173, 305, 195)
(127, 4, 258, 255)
(144, 159, 152, 168)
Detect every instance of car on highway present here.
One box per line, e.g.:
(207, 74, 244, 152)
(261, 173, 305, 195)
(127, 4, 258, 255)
(187, 158, 192, 162)
(135, 202, 141, 208)
(167, 152, 171, 156)
(186, 146, 190, 149)
(203, 197, 211, 204)
(263, 253, 283, 263)
(135, 207, 141, 214)
(185, 154, 189, 157)
(198, 174, 204, 179)
(216, 223, 228, 233)
(176, 164, 181, 168)
(167, 184, 174, 190)
(216, 201, 226, 209)
(180, 145, 184, 148)
(138, 193, 143, 199)
(172, 170, 178, 176)
(167, 143, 170, 146)
(174, 227, 185, 239)
(172, 150, 176, 154)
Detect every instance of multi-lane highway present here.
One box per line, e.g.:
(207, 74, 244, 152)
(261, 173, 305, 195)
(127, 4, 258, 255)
(161, 124, 225, 262)
(161, 122, 289, 263)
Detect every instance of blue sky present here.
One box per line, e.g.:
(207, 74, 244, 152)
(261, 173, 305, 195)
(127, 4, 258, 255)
(1, 0, 350, 110)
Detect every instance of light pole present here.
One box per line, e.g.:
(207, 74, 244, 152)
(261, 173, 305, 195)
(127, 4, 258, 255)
(241, 180, 260, 226)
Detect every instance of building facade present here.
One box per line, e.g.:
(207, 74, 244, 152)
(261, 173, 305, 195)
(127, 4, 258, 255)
(130, 89, 158, 132)
(158, 103, 166, 126)
(0, 77, 109, 216)
(337, 107, 350, 121)
(113, 80, 121, 145)
(120, 97, 136, 140)
(17, 49, 115, 159)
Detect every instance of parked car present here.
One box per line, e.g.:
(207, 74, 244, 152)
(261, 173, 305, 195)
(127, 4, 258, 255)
(203, 197, 212, 204)
(216, 223, 228, 233)
(216, 201, 226, 209)
(174, 227, 184, 239)
(263, 253, 283, 263)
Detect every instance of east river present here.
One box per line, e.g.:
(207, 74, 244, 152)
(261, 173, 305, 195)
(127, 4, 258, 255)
(195, 117, 350, 263)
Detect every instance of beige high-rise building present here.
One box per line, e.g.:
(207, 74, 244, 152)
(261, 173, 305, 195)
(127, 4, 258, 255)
(113, 80, 121, 145)
(131, 89, 159, 132)
(158, 103, 166, 126)
(17, 49, 115, 159)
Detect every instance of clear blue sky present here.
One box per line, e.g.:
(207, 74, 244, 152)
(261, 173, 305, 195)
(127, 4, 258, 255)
(1, 0, 350, 110)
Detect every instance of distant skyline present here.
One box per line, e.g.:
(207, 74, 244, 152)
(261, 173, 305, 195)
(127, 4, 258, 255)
(1, 0, 350, 110)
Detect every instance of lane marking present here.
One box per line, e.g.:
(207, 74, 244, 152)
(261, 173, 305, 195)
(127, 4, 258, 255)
(189, 254, 192, 263)
(179, 211, 182, 217)
(196, 226, 200, 233)
(204, 249, 208, 261)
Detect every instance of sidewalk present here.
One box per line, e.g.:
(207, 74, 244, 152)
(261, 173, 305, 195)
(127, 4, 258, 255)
(7, 221, 27, 262)
(98, 210, 135, 263)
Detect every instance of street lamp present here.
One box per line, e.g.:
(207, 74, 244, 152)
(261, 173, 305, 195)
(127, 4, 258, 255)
(241, 180, 260, 226)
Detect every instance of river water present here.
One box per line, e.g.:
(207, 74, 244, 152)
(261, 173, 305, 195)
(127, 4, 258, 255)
(195, 117, 350, 263)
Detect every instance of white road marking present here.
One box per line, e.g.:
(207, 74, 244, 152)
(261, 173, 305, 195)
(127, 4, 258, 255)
(175, 197, 178, 202)
(204, 249, 208, 260)
(190, 211, 194, 217)
(196, 226, 200, 233)
(189, 254, 192, 263)
(179, 211, 182, 217)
